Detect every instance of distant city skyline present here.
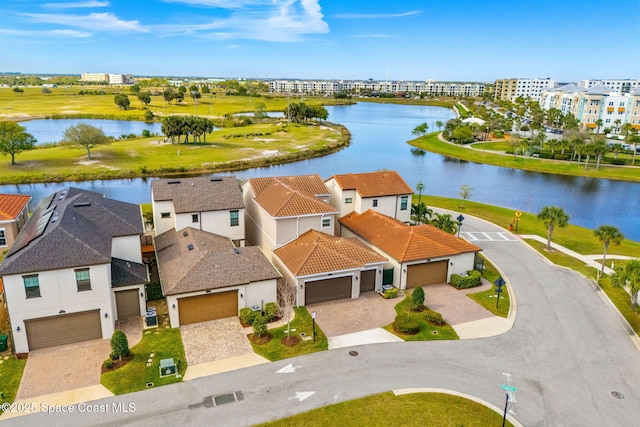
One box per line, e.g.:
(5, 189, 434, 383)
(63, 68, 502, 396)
(2, 0, 640, 82)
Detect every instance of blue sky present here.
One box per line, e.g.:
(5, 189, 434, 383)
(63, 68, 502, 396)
(2, 0, 639, 82)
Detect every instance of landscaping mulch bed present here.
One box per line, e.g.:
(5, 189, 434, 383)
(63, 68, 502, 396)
(281, 336, 300, 347)
(251, 333, 273, 345)
(101, 354, 134, 373)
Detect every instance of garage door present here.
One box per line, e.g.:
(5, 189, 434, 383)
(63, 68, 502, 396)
(305, 276, 352, 305)
(115, 289, 140, 319)
(406, 260, 448, 288)
(360, 269, 376, 294)
(25, 310, 102, 351)
(178, 290, 238, 325)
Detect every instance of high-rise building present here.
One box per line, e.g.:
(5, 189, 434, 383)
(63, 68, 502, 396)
(494, 78, 555, 101)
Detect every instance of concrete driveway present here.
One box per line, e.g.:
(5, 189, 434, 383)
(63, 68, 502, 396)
(180, 317, 254, 366)
(425, 281, 495, 325)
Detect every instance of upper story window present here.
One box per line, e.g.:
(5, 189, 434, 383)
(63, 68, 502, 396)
(0, 229, 5, 247)
(372, 199, 378, 207)
(609, 101, 614, 106)
(192, 214, 199, 223)
(322, 217, 331, 228)
(75, 268, 91, 291)
(345, 198, 353, 204)
(23, 274, 41, 298)
(161, 212, 171, 219)
(400, 196, 408, 211)
(230, 210, 239, 227)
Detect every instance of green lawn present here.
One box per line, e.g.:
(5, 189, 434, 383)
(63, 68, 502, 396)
(358, 98, 454, 109)
(525, 239, 599, 280)
(384, 295, 459, 341)
(467, 255, 510, 318)
(255, 391, 514, 427)
(249, 307, 328, 361)
(471, 140, 511, 151)
(101, 327, 186, 395)
(410, 132, 640, 183)
(0, 356, 27, 413)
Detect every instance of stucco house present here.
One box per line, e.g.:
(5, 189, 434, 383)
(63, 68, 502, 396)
(273, 230, 387, 306)
(0, 188, 148, 354)
(0, 194, 31, 251)
(339, 210, 482, 289)
(242, 175, 338, 258)
(151, 176, 245, 247)
(154, 227, 280, 327)
(325, 171, 413, 228)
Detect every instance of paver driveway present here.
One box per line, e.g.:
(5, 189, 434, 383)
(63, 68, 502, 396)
(424, 281, 495, 325)
(180, 317, 254, 366)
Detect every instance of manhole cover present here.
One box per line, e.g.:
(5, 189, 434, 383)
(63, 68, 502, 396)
(349, 351, 358, 356)
(612, 391, 624, 399)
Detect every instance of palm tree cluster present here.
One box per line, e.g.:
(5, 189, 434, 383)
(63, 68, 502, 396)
(411, 202, 458, 235)
(161, 116, 215, 144)
(283, 102, 328, 123)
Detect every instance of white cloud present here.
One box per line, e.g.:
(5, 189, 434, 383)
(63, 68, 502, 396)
(44, 1, 110, 8)
(0, 28, 92, 38)
(20, 12, 149, 32)
(161, 0, 262, 8)
(334, 10, 422, 19)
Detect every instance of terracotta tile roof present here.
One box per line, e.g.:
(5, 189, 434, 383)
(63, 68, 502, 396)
(151, 176, 244, 213)
(327, 171, 412, 198)
(253, 180, 337, 217)
(274, 230, 387, 277)
(0, 194, 30, 221)
(339, 210, 481, 262)
(0, 277, 3, 294)
(155, 227, 280, 296)
(248, 175, 329, 197)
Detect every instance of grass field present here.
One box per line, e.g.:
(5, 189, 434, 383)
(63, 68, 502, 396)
(410, 133, 640, 183)
(0, 356, 27, 414)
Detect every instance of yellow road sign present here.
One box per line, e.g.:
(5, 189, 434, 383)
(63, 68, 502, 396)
(515, 210, 522, 218)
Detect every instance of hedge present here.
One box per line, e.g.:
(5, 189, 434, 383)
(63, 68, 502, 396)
(449, 270, 482, 289)
(394, 316, 420, 334)
(424, 309, 445, 326)
(383, 287, 399, 299)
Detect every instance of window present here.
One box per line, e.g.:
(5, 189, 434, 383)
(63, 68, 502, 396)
(345, 198, 353, 204)
(75, 268, 91, 291)
(609, 101, 614, 106)
(322, 218, 331, 228)
(372, 199, 378, 207)
(0, 229, 5, 247)
(400, 196, 408, 211)
(23, 275, 41, 298)
(230, 210, 239, 227)
(161, 212, 171, 219)
(192, 214, 199, 223)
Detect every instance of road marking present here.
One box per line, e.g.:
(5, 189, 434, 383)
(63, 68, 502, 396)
(462, 232, 518, 242)
(289, 391, 315, 402)
(276, 363, 301, 374)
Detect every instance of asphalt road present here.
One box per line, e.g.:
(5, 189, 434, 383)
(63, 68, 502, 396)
(6, 215, 640, 426)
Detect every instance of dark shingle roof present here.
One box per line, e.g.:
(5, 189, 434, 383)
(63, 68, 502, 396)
(155, 227, 281, 296)
(151, 176, 244, 213)
(111, 258, 148, 288)
(0, 188, 143, 276)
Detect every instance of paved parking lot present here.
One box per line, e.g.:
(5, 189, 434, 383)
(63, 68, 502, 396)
(180, 317, 254, 366)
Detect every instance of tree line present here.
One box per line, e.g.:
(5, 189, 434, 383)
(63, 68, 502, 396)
(283, 102, 329, 123)
(161, 116, 215, 144)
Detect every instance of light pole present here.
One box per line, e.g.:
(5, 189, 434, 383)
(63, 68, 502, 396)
(311, 311, 316, 342)
(456, 214, 465, 238)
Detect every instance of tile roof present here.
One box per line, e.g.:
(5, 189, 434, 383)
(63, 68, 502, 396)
(248, 174, 329, 197)
(0, 194, 30, 221)
(151, 176, 244, 213)
(0, 277, 3, 294)
(274, 230, 387, 277)
(339, 210, 481, 262)
(0, 188, 143, 276)
(327, 171, 413, 198)
(155, 227, 281, 296)
(111, 258, 148, 288)
(253, 179, 337, 218)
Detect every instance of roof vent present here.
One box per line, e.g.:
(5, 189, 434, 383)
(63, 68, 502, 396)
(187, 244, 194, 251)
(233, 248, 240, 255)
(168, 180, 181, 184)
(51, 214, 59, 223)
(73, 201, 91, 207)
(210, 177, 223, 182)
(183, 231, 189, 237)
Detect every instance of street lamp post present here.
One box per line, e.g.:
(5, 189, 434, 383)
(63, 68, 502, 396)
(311, 311, 316, 342)
(456, 214, 465, 238)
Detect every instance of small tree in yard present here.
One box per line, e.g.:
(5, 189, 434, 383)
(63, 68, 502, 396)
(252, 314, 268, 337)
(277, 280, 297, 341)
(412, 286, 425, 310)
(459, 184, 473, 208)
(110, 330, 129, 361)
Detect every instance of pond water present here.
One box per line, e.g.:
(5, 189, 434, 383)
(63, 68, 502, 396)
(23, 119, 163, 145)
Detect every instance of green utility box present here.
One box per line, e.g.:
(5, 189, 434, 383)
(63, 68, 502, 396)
(159, 358, 176, 377)
(0, 335, 8, 352)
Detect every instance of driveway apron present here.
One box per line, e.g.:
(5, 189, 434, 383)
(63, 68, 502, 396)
(180, 317, 254, 366)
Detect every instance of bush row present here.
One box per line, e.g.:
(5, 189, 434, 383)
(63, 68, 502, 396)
(239, 302, 278, 326)
(449, 270, 482, 289)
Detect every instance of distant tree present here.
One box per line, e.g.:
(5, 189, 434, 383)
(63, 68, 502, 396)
(430, 212, 458, 235)
(255, 102, 267, 119)
(411, 122, 429, 137)
(129, 84, 141, 94)
(110, 330, 130, 361)
(595, 119, 603, 134)
(435, 120, 444, 132)
(41, 87, 52, 95)
(591, 135, 609, 170)
(201, 85, 210, 94)
(0, 121, 37, 165)
(614, 119, 622, 134)
(114, 93, 130, 110)
(537, 206, 569, 251)
(163, 88, 175, 104)
(12, 87, 24, 96)
(610, 259, 640, 305)
(62, 123, 111, 159)
(458, 184, 473, 208)
(144, 110, 154, 122)
(451, 126, 474, 143)
(137, 92, 151, 107)
(594, 225, 624, 275)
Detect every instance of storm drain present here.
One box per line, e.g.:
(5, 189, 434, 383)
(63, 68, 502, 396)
(611, 391, 624, 399)
(349, 351, 358, 356)
(188, 391, 244, 409)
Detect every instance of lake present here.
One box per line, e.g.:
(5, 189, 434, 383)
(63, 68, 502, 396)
(23, 119, 163, 145)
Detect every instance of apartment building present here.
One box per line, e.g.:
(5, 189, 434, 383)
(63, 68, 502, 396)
(494, 78, 555, 101)
(80, 73, 134, 85)
(577, 79, 640, 94)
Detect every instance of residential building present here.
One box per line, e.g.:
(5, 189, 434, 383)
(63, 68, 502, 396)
(339, 210, 482, 290)
(325, 171, 413, 229)
(151, 176, 245, 247)
(80, 73, 108, 83)
(0, 188, 147, 353)
(494, 78, 555, 101)
(0, 194, 31, 251)
(577, 79, 640, 94)
(242, 175, 338, 258)
(155, 227, 280, 327)
(273, 230, 387, 306)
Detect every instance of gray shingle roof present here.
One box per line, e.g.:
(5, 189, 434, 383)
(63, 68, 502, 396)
(0, 188, 143, 276)
(151, 176, 244, 213)
(155, 227, 281, 296)
(111, 258, 148, 288)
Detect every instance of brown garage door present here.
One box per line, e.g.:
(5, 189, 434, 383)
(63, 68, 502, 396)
(25, 310, 102, 351)
(360, 269, 376, 294)
(406, 260, 448, 288)
(115, 289, 140, 319)
(305, 276, 352, 305)
(178, 290, 238, 325)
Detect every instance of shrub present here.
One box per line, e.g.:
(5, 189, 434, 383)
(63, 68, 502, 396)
(450, 270, 482, 289)
(412, 286, 425, 308)
(110, 330, 130, 361)
(424, 309, 445, 326)
(383, 287, 398, 299)
(608, 158, 627, 165)
(394, 316, 420, 334)
(104, 360, 114, 369)
(253, 314, 268, 337)
(145, 282, 163, 300)
(239, 307, 258, 326)
(553, 153, 570, 161)
(538, 151, 553, 159)
(264, 302, 278, 322)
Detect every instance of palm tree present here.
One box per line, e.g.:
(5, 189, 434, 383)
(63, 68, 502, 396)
(435, 120, 444, 132)
(411, 202, 432, 225)
(614, 119, 622, 134)
(430, 212, 457, 235)
(610, 259, 640, 305)
(416, 181, 424, 205)
(537, 206, 569, 250)
(594, 225, 624, 275)
(595, 119, 603, 134)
